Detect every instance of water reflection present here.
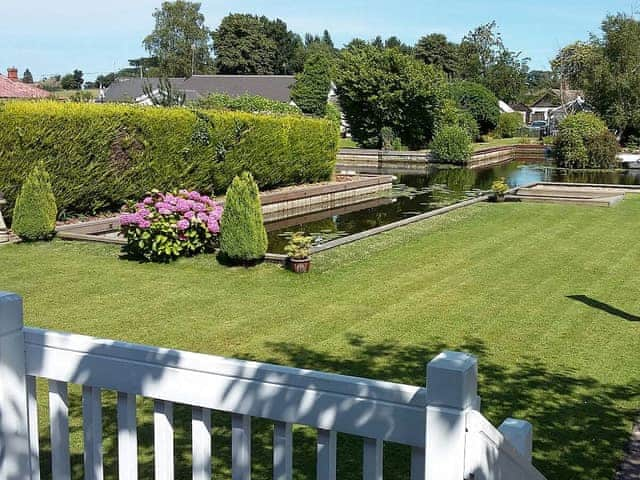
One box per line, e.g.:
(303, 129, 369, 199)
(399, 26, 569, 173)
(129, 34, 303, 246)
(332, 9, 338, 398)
(267, 160, 640, 253)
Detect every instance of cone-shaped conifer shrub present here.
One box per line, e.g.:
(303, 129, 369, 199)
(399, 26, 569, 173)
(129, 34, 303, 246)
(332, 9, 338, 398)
(12, 163, 57, 240)
(219, 172, 267, 263)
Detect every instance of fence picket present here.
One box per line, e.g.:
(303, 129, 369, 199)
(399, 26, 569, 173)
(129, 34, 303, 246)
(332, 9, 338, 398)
(410, 446, 425, 480)
(317, 429, 337, 480)
(192, 406, 212, 480)
(117, 392, 138, 480)
(153, 399, 174, 480)
(232, 413, 252, 480)
(273, 421, 293, 480)
(48, 380, 70, 480)
(363, 437, 383, 480)
(82, 386, 104, 480)
(26, 375, 40, 480)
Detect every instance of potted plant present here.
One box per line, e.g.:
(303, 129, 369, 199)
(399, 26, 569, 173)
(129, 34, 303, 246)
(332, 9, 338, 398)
(491, 177, 509, 202)
(285, 233, 313, 273)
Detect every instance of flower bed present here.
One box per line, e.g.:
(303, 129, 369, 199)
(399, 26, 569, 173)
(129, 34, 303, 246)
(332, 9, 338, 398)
(120, 190, 223, 262)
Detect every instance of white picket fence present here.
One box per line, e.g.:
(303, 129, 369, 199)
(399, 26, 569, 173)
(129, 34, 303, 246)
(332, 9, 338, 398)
(0, 292, 547, 480)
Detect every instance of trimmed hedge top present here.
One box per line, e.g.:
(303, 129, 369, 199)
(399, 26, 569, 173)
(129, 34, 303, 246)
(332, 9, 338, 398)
(0, 101, 338, 219)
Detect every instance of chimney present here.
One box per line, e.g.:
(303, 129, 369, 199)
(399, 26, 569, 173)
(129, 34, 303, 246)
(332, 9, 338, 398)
(7, 67, 18, 81)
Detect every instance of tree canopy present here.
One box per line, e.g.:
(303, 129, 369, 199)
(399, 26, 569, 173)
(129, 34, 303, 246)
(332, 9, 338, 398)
(336, 42, 447, 149)
(143, 0, 213, 77)
(414, 34, 460, 77)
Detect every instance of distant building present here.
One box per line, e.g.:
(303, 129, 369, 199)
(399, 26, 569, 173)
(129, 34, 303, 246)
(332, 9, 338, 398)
(103, 75, 296, 104)
(529, 89, 583, 123)
(0, 67, 50, 99)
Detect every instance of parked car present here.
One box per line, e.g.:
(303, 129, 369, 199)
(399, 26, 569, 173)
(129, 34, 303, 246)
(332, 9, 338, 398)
(528, 120, 548, 137)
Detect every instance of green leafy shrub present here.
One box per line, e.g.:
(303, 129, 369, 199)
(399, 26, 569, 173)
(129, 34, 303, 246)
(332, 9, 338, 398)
(284, 233, 313, 259)
(11, 163, 57, 240)
(380, 127, 396, 150)
(120, 190, 223, 262)
(219, 172, 268, 263)
(192, 93, 302, 115)
(436, 99, 480, 141)
(0, 101, 337, 219)
(496, 112, 524, 138)
(430, 126, 473, 164)
(585, 130, 620, 169)
(450, 81, 500, 134)
(491, 177, 510, 195)
(555, 113, 619, 168)
(324, 102, 341, 126)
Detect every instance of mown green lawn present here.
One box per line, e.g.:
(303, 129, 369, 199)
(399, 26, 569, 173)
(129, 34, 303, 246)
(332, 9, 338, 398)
(2, 199, 639, 479)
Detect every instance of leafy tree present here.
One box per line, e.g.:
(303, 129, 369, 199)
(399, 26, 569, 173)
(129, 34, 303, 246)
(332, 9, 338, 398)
(40, 75, 61, 92)
(213, 14, 303, 74)
(459, 22, 529, 100)
(322, 30, 334, 49)
(384, 36, 413, 55)
(291, 49, 332, 116)
(261, 17, 305, 74)
(336, 43, 448, 149)
(527, 70, 558, 90)
(551, 41, 597, 90)
(22, 68, 33, 84)
(219, 172, 268, 263)
(61, 70, 84, 90)
(495, 112, 524, 138)
(485, 50, 529, 102)
(12, 163, 57, 241)
(119, 57, 161, 77)
(143, 1, 212, 77)
(450, 80, 500, 134)
(213, 14, 277, 74)
(414, 34, 460, 77)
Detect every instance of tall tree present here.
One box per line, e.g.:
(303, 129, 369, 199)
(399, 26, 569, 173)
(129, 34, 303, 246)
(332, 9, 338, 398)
(260, 17, 304, 74)
(565, 14, 640, 140)
(212, 14, 277, 74)
(459, 22, 529, 100)
(22, 69, 33, 84)
(61, 70, 84, 90)
(336, 43, 448, 149)
(414, 33, 460, 77)
(143, 1, 212, 77)
(291, 49, 332, 116)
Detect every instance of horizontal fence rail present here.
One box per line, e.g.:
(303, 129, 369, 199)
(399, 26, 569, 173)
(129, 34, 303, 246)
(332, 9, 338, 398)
(0, 292, 547, 480)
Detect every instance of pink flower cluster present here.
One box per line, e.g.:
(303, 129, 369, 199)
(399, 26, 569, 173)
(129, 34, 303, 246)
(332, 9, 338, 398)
(120, 190, 223, 234)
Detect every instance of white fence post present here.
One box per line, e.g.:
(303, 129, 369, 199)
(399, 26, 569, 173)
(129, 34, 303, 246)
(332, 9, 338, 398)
(0, 292, 33, 480)
(499, 418, 533, 462)
(425, 351, 478, 480)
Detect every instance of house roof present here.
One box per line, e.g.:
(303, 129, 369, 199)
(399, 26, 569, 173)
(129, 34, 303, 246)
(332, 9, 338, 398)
(530, 89, 584, 108)
(104, 75, 296, 103)
(0, 75, 50, 99)
(508, 102, 531, 113)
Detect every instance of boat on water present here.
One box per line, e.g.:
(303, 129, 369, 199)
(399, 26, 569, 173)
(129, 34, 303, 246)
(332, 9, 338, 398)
(618, 153, 640, 169)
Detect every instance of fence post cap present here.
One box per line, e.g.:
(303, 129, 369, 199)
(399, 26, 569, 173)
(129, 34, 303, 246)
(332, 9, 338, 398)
(499, 418, 533, 461)
(426, 351, 477, 409)
(0, 292, 23, 334)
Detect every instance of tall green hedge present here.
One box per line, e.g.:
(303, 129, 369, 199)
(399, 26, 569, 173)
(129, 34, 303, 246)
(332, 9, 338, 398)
(0, 101, 338, 219)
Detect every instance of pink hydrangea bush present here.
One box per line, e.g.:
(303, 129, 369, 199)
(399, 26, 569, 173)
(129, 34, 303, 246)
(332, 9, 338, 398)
(120, 190, 223, 262)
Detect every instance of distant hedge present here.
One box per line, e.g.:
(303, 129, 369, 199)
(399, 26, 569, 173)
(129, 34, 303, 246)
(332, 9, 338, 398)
(0, 101, 338, 219)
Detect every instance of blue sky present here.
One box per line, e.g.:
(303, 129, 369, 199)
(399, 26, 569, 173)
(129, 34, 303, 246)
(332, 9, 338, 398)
(0, 0, 634, 81)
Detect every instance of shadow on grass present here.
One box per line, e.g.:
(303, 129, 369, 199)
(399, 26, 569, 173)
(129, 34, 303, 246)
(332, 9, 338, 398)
(568, 295, 640, 322)
(33, 335, 639, 480)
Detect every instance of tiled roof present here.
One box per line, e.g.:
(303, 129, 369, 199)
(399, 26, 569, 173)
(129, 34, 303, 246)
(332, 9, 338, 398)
(0, 75, 50, 99)
(104, 75, 295, 103)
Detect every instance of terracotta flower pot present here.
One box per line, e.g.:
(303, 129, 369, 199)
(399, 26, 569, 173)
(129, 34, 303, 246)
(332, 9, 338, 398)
(288, 257, 311, 273)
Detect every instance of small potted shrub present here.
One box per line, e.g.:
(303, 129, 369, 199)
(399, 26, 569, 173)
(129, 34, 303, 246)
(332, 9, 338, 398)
(285, 233, 313, 273)
(491, 177, 509, 202)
